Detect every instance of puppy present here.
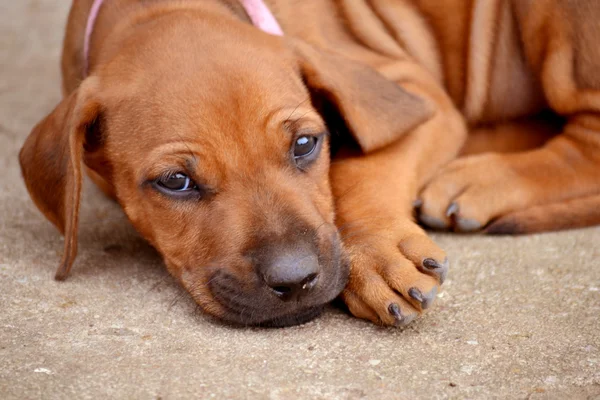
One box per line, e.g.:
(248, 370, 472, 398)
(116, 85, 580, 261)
(20, 0, 600, 327)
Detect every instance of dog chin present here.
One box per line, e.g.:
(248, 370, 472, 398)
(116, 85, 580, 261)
(209, 259, 350, 328)
(212, 288, 338, 328)
(254, 306, 326, 327)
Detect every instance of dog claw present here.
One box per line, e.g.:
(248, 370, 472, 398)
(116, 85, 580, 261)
(412, 199, 423, 208)
(388, 303, 404, 326)
(388, 303, 416, 327)
(409, 286, 437, 310)
(422, 257, 449, 284)
(408, 287, 424, 303)
(445, 202, 482, 232)
(388, 303, 402, 319)
(423, 258, 441, 269)
(446, 202, 459, 218)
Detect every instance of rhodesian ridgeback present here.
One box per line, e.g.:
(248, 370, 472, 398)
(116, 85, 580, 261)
(20, 0, 600, 326)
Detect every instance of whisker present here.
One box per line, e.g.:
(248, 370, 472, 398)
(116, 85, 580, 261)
(286, 97, 311, 121)
(173, 130, 198, 167)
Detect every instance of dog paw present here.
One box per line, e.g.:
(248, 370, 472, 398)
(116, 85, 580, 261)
(418, 153, 522, 232)
(341, 225, 447, 326)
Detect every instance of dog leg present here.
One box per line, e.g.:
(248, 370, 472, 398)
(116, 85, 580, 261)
(419, 0, 600, 233)
(419, 120, 600, 232)
(331, 75, 467, 326)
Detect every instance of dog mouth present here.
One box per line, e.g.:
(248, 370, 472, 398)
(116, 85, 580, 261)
(253, 306, 326, 328)
(207, 256, 349, 328)
(217, 300, 327, 328)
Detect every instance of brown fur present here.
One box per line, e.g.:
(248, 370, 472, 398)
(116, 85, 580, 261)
(486, 194, 600, 234)
(19, 0, 600, 327)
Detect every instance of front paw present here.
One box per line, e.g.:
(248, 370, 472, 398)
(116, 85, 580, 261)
(342, 225, 448, 326)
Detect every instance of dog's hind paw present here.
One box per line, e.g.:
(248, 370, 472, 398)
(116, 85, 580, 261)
(418, 153, 526, 232)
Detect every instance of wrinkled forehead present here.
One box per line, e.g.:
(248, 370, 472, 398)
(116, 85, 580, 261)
(108, 16, 308, 115)
(152, 54, 309, 133)
(111, 60, 312, 141)
(99, 28, 322, 168)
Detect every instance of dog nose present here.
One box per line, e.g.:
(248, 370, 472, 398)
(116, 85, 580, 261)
(261, 248, 320, 301)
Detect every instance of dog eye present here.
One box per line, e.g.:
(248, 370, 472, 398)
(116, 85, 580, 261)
(156, 172, 197, 192)
(294, 136, 318, 158)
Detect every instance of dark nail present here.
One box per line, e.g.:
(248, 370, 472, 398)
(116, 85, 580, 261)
(408, 288, 424, 303)
(388, 303, 403, 322)
(413, 199, 423, 208)
(446, 202, 459, 217)
(423, 258, 441, 269)
(421, 286, 438, 309)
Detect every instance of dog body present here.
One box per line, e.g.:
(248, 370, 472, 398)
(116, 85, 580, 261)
(20, 0, 600, 326)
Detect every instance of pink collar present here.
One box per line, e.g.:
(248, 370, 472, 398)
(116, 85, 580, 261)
(83, 0, 284, 77)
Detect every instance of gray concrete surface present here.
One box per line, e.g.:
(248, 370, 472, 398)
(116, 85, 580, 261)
(1, 1, 599, 399)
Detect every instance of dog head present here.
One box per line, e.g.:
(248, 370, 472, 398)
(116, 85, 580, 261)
(19, 6, 430, 326)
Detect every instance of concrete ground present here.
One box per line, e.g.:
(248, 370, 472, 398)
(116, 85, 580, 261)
(1, 1, 599, 399)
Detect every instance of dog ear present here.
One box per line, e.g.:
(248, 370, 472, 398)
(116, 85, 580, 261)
(19, 78, 101, 281)
(293, 41, 433, 153)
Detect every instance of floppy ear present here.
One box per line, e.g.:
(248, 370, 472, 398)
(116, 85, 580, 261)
(19, 78, 101, 281)
(293, 41, 433, 153)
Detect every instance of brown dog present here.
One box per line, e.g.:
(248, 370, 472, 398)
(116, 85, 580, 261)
(20, 0, 600, 327)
